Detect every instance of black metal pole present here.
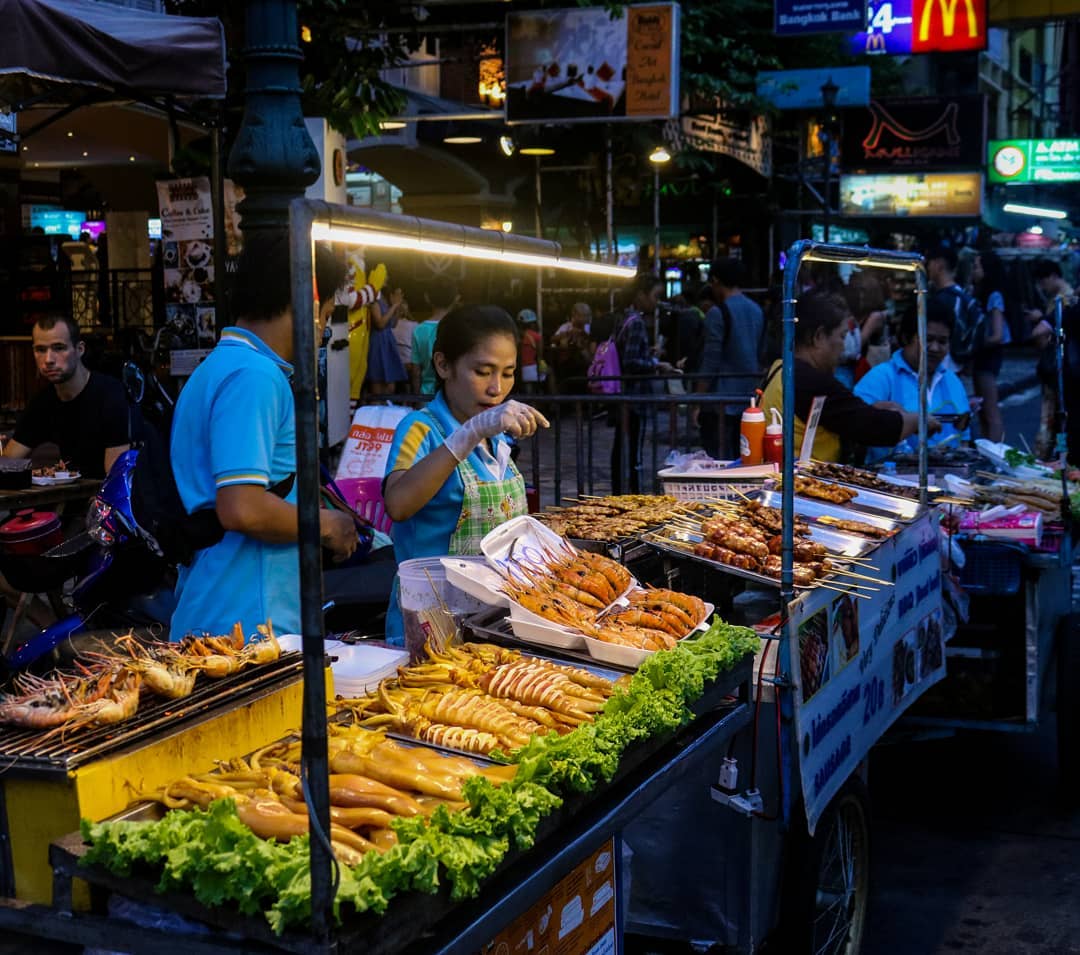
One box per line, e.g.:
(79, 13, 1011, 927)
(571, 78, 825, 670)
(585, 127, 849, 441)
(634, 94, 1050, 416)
(210, 123, 228, 332)
(289, 199, 334, 940)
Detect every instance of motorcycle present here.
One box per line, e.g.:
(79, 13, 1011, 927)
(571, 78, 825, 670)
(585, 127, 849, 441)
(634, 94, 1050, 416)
(1, 448, 175, 672)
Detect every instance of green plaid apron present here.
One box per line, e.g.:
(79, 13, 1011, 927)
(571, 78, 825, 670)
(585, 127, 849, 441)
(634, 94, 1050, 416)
(421, 408, 528, 555)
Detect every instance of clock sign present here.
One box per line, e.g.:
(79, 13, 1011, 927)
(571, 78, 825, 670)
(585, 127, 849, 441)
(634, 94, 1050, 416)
(992, 144, 1026, 181)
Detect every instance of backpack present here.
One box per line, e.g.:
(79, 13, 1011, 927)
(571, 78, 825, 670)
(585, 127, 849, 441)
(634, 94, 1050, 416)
(931, 286, 986, 364)
(587, 317, 627, 395)
(128, 427, 293, 567)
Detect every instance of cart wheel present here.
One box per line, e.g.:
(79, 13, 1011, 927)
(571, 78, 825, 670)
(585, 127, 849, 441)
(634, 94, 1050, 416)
(777, 778, 871, 955)
(1057, 614, 1080, 804)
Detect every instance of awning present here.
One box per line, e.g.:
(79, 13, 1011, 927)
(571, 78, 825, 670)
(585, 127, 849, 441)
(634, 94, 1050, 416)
(0, 0, 226, 110)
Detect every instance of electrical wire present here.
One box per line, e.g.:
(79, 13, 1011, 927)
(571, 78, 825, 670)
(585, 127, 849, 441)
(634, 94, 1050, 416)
(301, 765, 341, 901)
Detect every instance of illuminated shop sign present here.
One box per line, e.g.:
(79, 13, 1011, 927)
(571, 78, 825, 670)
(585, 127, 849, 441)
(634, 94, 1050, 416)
(840, 172, 983, 217)
(848, 0, 986, 55)
(988, 139, 1080, 184)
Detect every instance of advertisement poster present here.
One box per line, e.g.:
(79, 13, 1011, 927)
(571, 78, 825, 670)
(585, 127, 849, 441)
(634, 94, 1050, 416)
(505, 3, 679, 124)
(841, 95, 987, 170)
(670, 100, 772, 177)
(774, 0, 865, 36)
(156, 177, 217, 344)
(790, 512, 945, 831)
(839, 172, 983, 217)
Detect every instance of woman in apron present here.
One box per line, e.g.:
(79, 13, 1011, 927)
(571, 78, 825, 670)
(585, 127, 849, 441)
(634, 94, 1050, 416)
(383, 304, 550, 645)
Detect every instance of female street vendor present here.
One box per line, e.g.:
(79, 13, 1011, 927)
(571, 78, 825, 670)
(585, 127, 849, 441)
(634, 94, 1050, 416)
(760, 289, 938, 462)
(854, 299, 970, 463)
(383, 304, 550, 645)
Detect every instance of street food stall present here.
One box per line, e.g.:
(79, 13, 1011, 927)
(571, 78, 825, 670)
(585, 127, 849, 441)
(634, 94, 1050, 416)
(0, 234, 1068, 955)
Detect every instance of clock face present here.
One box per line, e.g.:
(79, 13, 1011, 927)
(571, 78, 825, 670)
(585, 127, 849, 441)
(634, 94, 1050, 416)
(993, 145, 1026, 179)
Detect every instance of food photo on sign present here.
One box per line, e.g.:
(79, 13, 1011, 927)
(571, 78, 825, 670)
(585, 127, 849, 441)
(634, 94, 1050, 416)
(799, 609, 831, 703)
(832, 594, 860, 669)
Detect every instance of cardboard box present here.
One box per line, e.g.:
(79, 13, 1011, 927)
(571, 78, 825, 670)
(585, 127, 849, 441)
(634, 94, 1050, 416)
(481, 838, 618, 955)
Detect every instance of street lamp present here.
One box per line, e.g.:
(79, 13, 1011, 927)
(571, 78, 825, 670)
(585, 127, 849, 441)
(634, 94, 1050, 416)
(649, 145, 671, 275)
(819, 78, 839, 243)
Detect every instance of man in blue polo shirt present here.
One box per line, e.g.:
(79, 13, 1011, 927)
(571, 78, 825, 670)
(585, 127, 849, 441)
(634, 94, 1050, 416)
(854, 301, 969, 463)
(169, 231, 358, 639)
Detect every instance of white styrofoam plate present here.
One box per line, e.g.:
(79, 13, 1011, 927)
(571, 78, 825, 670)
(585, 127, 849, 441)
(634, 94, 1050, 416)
(582, 599, 715, 668)
(441, 556, 510, 610)
(481, 515, 570, 572)
(507, 615, 589, 651)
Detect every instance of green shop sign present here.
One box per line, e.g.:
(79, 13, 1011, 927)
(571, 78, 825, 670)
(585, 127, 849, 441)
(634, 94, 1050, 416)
(988, 139, 1080, 184)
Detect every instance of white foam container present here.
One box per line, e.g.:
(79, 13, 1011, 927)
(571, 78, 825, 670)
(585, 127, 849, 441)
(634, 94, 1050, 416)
(441, 556, 509, 609)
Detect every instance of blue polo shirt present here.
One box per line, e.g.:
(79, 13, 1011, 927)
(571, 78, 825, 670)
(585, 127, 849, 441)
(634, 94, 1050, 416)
(854, 349, 971, 463)
(169, 327, 300, 640)
(383, 391, 516, 643)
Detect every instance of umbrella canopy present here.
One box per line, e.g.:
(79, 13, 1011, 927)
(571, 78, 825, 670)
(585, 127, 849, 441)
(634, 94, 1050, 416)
(0, 0, 226, 109)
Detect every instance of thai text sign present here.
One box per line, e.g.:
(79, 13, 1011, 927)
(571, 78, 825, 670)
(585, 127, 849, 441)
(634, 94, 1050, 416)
(505, 3, 680, 125)
(774, 0, 866, 35)
(849, 0, 986, 55)
(791, 512, 945, 831)
(841, 95, 987, 169)
(840, 172, 983, 217)
(988, 139, 1080, 184)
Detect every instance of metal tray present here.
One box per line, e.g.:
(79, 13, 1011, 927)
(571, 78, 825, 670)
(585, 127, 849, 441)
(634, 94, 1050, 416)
(786, 474, 924, 523)
(642, 527, 798, 591)
(755, 488, 899, 539)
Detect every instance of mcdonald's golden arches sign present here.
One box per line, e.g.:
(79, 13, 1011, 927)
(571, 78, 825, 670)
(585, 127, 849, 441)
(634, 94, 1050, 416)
(912, 0, 987, 52)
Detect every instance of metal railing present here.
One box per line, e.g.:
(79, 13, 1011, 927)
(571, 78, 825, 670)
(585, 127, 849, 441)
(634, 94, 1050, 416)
(63, 268, 159, 334)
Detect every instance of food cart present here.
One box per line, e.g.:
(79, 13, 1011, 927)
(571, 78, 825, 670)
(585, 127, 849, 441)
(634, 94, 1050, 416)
(0, 234, 966, 955)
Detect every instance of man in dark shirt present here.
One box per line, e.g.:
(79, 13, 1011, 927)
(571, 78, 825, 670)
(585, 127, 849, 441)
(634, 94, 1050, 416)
(2, 314, 133, 478)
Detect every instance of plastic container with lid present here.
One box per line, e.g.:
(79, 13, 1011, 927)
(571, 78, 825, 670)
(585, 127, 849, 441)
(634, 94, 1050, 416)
(763, 408, 783, 465)
(740, 394, 766, 466)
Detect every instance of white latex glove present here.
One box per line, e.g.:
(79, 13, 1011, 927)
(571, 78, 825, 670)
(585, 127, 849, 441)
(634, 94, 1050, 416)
(444, 400, 550, 462)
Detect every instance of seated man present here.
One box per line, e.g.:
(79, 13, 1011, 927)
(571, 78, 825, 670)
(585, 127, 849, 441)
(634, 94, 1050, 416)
(854, 301, 971, 463)
(2, 313, 134, 478)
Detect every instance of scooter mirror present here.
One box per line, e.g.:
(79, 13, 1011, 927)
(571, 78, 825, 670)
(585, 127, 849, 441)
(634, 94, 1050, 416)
(122, 362, 146, 405)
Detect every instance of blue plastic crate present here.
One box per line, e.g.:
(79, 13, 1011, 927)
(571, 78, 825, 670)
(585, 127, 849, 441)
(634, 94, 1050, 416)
(956, 539, 1025, 596)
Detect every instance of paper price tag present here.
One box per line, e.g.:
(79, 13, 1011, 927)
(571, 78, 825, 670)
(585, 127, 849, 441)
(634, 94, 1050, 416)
(800, 395, 826, 461)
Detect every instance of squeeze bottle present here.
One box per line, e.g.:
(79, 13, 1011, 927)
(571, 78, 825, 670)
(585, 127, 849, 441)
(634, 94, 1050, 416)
(740, 394, 766, 466)
(763, 408, 783, 465)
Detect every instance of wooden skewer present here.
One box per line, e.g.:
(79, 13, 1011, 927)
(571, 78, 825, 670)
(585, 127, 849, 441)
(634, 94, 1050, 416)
(813, 581, 871, 600)
(823, 570, 881, 589)
(828, 566, 890, 585)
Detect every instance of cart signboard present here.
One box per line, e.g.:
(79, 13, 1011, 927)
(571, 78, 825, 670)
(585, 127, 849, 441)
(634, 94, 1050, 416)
(789, 511, 945, 831)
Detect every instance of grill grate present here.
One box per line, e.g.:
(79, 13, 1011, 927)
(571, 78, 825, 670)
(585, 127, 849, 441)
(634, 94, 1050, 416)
(0, 652, 305, 776)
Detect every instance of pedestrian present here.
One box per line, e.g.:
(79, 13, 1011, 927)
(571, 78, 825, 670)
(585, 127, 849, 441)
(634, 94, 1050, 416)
(610, 273, 675, 494)
(383, 304, 549, 645)
(392, 296, 417, 393)
(696, 258, 765, 459)
(970, 250, 1011, 442)
(516, 309, 546, 394)
(550, 302, 593, 393)
(926, 245, 986, 369)
(839, 274, 889, 387)
(366, 281, 408, 396)
(1026, 259, 1078, 459)
(410, 278, 459, 395)
(168, 229, 358, 639)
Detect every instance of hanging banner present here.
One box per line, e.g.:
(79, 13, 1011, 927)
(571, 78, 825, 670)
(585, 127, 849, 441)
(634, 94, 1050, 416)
(774, 0, 865, 35)
(841, 95, 987, 170)
(791, 512, 945, 831)
(157, 177, 217, 344)
(505, 3, 680, 125)
(849, 0, 987, 55)
(668, 98, 772, 177)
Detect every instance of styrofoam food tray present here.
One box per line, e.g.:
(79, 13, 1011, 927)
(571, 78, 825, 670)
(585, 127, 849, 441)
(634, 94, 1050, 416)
(507, 614, 588, 651)
(582, 603, 714, 668)
(481, 515, 569, 571)
(441, 556, 509, 609)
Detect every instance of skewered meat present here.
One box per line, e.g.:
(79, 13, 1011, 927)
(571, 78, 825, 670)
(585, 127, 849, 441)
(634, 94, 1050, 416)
(762, 556, 817, 587)
(766, 535, 828, 560)
(786, 475, 859, 504)
(814, 515, 891, 539)
(693, 541, 761, 571)
(802, 461, 920, 500)
(703, 528, 769, 561)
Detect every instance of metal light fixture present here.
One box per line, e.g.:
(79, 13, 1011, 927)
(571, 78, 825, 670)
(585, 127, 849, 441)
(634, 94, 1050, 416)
(649, 145, 671, 164)
(820, 77, 839, 109)
(499, 135, 515, 157)
(1003, 202, 1067, 220)
(309, 220, 635, 279)
(519, 145, 555, 156)
(379, 120, 406, 131)
(501, 220, 513, 232)
(443, 135, 483, 145)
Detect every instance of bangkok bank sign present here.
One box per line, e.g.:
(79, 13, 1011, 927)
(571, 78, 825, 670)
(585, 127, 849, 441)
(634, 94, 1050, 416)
(912, 0, 986, 53)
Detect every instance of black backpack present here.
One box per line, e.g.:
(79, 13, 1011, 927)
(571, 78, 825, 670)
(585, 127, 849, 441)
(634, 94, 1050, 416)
(128, 428, 292, 567)
(931, 286, 986, 363)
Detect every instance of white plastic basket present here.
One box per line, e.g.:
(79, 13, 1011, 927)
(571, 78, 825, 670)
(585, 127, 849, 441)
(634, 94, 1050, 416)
(657, 467, 769, 502)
